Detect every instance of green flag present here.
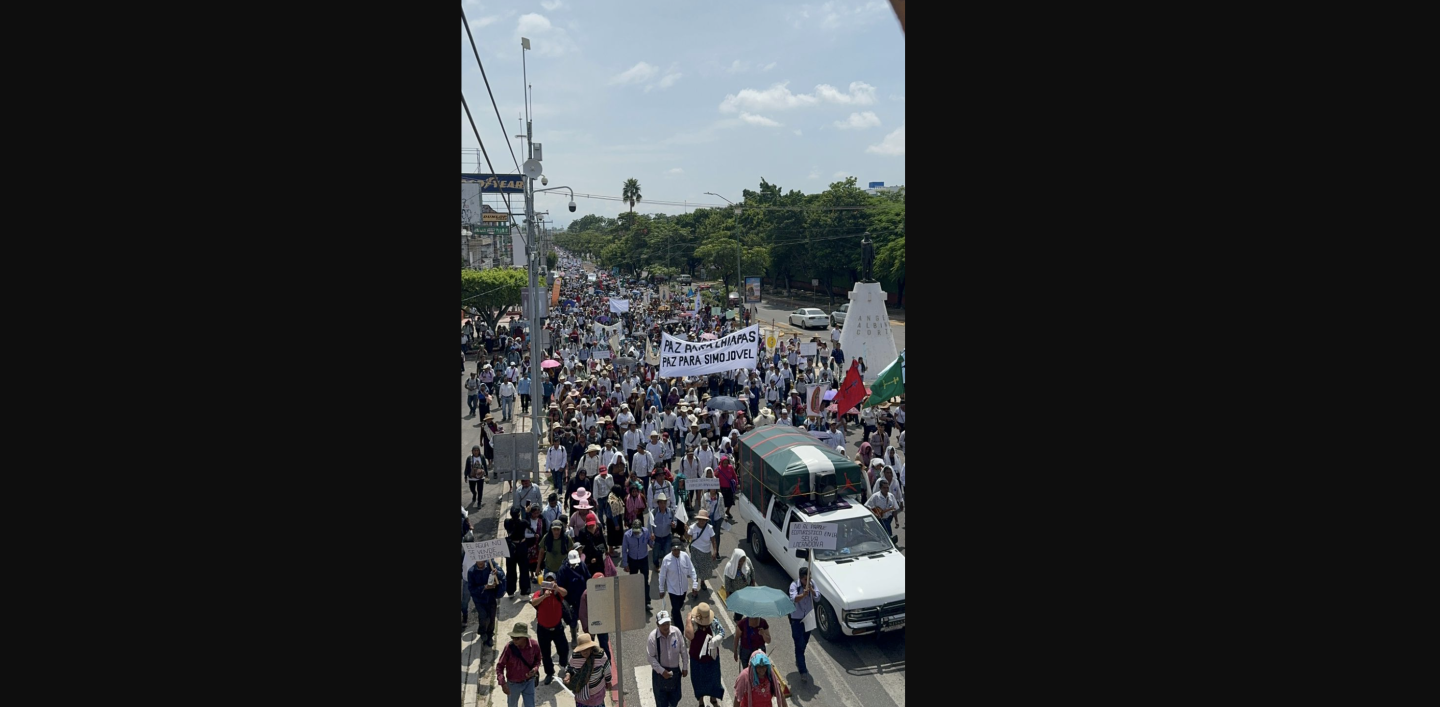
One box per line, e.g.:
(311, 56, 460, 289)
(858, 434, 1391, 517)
(864, 350, 905, 407)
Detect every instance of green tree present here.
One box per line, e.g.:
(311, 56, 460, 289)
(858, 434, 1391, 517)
(460, 267, 527, 331)
(622, 178, 642, 212)
(805, 177, 873, 308)
(545, 250, 558, 271)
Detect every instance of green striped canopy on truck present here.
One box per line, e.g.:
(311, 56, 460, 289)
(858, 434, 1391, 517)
(735, 426, 868, 502)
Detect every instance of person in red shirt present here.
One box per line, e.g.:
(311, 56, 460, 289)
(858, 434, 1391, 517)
(714, 457, 739, 522)
(496, 623, 542, 706)
(529, 572, 570, 685)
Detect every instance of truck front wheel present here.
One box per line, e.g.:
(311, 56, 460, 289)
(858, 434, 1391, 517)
(816, 599, 843, 641)
(748, 525, 770, 563)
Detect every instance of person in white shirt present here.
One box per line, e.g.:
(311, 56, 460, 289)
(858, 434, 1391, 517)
(498, 379, 517, 423)
(582, 410, 599, 433)
(894, 403, 906, 432)
(657, 542, 699, 619)
(647, 473, 674, 514)
(684, 421, 703, 454)
(678, 450, 702, 481)
(632, 447, 655, 484)
(615, 404, 635, 430)
(646, 611, 690, 705)
(599, 439, 622, 470)
(576, 444, 602, 482)
(623, 423, 643, 467)
(546, 442, 569, 492)
(695, 440, 716, 474)
(645, 430, 667, 464)
(658, 431, 675, 471)
(865, 478, 898, 542)
(640, 408, 660, 438)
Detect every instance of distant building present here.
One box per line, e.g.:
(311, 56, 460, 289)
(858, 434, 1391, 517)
(864, 181, 904, 197)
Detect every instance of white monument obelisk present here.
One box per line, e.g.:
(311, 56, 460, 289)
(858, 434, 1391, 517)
(838, 233, 898, 382)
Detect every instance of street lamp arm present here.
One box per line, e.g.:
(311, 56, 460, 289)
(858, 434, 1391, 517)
(533, 186, 573, 198)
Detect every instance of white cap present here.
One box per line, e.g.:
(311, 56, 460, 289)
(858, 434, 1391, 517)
(567, 550, 582, 565)
(656, 610, 671, 624)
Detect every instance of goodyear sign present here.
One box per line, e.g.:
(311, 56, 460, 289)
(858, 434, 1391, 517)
(460, 174, 526, 193)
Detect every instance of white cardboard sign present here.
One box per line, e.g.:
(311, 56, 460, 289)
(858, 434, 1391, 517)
(686, 477, 721, 491)
(789, 522, 838, 550)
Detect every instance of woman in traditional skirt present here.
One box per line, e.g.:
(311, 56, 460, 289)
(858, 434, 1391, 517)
(685, 602, 726, 707)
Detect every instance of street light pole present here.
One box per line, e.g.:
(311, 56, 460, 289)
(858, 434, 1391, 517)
(704, 192, 744, 302)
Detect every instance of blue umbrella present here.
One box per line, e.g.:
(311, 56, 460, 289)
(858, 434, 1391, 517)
(724, 586, 796, 618)
(705, 396, 747, 412)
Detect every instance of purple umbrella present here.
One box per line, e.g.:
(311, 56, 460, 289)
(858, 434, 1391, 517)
(823, 389, 838, 401)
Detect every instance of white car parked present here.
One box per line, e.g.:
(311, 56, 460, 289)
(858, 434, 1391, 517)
(788, 308, 829, 329)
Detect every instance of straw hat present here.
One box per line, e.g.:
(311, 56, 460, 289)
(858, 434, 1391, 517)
(694, 509, 710, 521)
(573, 632, 598, 652)
(693, 603, 712, 625)
(586, 444, 602, 453)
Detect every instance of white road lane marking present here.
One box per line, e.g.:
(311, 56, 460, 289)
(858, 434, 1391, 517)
(634, 665, 657, 707)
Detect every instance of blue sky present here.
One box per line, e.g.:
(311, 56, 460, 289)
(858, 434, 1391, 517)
(461, 0, 904, 229)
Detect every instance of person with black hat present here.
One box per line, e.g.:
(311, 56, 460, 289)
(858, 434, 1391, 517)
(536, 519, 573, 578)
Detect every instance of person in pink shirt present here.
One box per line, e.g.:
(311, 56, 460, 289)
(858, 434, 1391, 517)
(714, 456, 739, 522)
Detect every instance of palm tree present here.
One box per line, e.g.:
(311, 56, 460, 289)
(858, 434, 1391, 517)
(622, 178, 642, 212)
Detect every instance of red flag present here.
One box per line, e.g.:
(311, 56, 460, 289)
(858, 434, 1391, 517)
(833, 360, 867, 417)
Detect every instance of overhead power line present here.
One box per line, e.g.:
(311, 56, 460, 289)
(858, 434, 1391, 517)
(461, 7, 522, 174)
(461, 92, 521, 235)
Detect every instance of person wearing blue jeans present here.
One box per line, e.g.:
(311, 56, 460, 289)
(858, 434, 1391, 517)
(788, 566, 820, 680)
(650, 498, 675, 570)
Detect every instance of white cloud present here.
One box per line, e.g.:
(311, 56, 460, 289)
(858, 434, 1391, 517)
(833, 171, 852, 179)
(540, 0, 566, 10)
(516, 14, 577, 56)
(739, 113, 783, 127)
(611, 62, 659, 85)
(666, 168, 684, 176)
(792, 2, 890, 30)
(727, 60, 779, 74)
(808, 169, 821, 179)
(865, 126, 904, 156)
(814, 82, 877, 106)
(834, 111, 880, 129)
(473, 15, 501, 29)
(654, 67, 683, 90)
(889, 94, 904, 102)
(719, 81, 875, 113)
(794, 129, 804, 136)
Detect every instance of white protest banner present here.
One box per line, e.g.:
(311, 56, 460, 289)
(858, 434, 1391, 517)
(609, 299, 630, 313)
(645, 338, 660, 366)
(800, 342, 818, 357)
(789, 522, 838, 550)
(593, 349, 611, 359)
(686, 477, 721, 491)
(659, 325, 761, 377)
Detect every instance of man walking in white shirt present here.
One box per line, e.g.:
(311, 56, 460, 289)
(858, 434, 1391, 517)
(632, 446, 655, 486)
(657, 540, 699, 620)
(498, 379, 517, 423)
(646, 611, 689, 707)
(546, 441, 568, 494)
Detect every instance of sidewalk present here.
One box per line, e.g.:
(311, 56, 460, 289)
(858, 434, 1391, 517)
(464, 414, 590, 707)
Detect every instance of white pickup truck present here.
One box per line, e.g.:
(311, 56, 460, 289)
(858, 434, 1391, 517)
(734, 490, 906, 640)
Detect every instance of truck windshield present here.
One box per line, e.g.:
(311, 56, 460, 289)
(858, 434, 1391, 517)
(812, 515, 894, 561)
